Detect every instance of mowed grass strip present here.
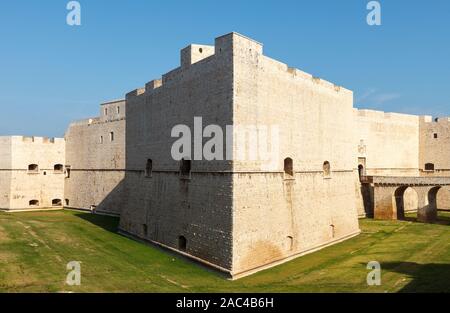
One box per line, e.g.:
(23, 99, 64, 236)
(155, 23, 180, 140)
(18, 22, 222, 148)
(0, 210, 449, 292)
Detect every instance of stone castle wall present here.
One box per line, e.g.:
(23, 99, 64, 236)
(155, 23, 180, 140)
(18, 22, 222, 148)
(353, 109, 421, 216)
(64, 99, 126, 215)
(419, 116, 450, 173)
(118, 34, 235, 271)
(419, 116, 450, 208)
(0, 137, 12, 209)
(0, 136, 65, 210)
(354, 109, 420, 176)
(0, 32, 449, 278)
(229, 34, 360, 276)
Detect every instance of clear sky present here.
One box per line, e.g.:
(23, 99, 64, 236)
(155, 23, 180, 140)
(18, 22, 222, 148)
(0, 0, 449, 137)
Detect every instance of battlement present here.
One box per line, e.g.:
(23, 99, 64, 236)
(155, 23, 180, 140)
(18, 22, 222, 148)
(125, 32, 350, 101)
(356, 109, 419, 121)
(101, 99, 125, 106)
(126, 87, 146, 99)
(291, 68, 350, 94)
(181, 44, 215, 69)
(8, 136, 65, 144)
(145, 79, 162, 91)
(420, 115, 450, 123)
(68, 117, 101, 128)
(215, 32, 264, 56)
(266, 53, 350, 95)
(216, 31, 263, 47)
(125, 32, 265, 99)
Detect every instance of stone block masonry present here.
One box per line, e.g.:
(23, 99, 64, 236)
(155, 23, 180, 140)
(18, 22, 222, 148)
(0, 32, 449, 279)
(0, 136, 65, 210)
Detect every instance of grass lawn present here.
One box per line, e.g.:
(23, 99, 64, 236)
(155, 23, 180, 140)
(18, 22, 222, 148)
(0, 210, 449, 293)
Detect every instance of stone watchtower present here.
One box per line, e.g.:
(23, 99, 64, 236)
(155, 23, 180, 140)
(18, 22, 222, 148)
(118, 33, 360, 279)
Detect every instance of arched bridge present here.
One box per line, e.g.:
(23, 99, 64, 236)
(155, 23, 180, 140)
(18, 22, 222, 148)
(362, 176, 450, 223)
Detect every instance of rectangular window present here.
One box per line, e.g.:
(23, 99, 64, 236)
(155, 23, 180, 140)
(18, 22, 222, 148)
(110, 132, 114, 142)
(180, 159, 191, 179)
(425, 163, 435, 171)
(28, 164, 39, 173)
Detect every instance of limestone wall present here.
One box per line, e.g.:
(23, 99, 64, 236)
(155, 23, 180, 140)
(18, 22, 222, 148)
(7, 136, 65, 210)
(119, 33, 235, 270)
(230, 33, 360, 275)
(354, 109, 420, 216)
(0, 137, 12, 209)
(419, 116, 450, 174)
(100, 99, 126, 123)
(419, 117, 450, 209)
(354, 109, 420, 176)
(64, 100, 126, 215)
(1, 31, 445, 277)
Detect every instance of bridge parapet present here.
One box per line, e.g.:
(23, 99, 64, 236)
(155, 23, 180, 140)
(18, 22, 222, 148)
(363, 176, 450, 187)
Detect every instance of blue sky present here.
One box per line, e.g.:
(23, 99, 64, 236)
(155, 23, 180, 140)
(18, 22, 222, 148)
(0, 0, 449, 137)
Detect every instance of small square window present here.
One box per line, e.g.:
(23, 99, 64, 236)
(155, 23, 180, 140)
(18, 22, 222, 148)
(434, 133, 438, 139)
(54, 164, 64, 173)
(28, 164, 39, 173)
(425, 163, 435, 171)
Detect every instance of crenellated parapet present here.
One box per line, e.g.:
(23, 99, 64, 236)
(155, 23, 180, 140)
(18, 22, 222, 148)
(125, 32, 352, 106)
(181, 44, 215, 69)
(420, 115, 450, 123)
(13, 136, 65, 144)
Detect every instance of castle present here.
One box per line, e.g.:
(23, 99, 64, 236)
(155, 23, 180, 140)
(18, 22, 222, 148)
(1, 33, 449, 279)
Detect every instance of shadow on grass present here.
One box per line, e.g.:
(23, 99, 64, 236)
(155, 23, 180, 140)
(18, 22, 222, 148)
(71, 211, 230, 279)
(381, 262, 450, 293)
(73, 212, 119, 233)
(437, 210, 450, 223)
(402, 211, 450, 226)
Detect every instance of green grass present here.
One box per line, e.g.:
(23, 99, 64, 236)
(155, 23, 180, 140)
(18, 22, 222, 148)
(0, 210, 449, 292)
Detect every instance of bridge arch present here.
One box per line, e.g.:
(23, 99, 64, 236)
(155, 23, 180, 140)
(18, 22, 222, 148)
(394, 186, 419, 220)
(437, 187, 450, 210)
(428, 186, 441, 206)
(371, 176, 450, 222)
